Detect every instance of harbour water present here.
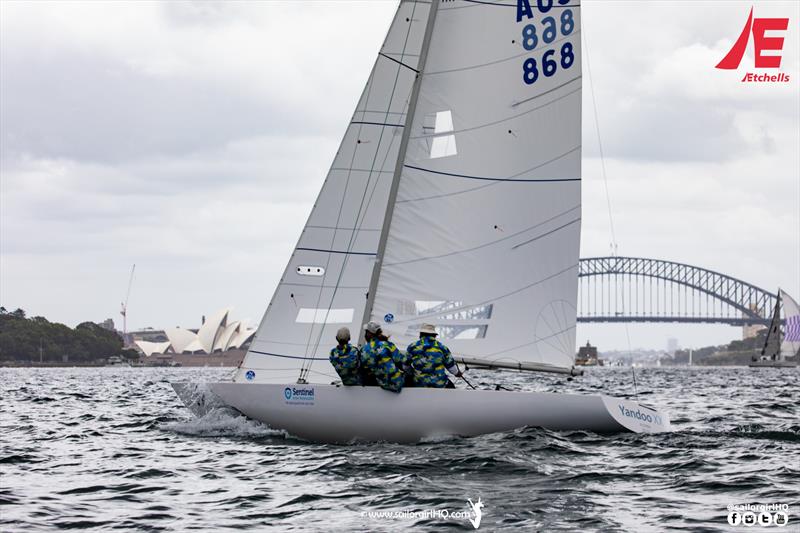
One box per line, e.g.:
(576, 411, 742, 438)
(1, 367, 797, 531)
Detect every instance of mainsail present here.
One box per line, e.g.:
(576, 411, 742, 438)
(760, 292, 782, 360)
(369, 0, 582, 369)
(236, 0, 582, 383)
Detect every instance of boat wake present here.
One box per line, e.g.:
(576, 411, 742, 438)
(161, 407, 286, 439)
(166, 381, 287, 439)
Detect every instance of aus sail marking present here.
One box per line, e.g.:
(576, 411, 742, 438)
(516, 0, 576, 86)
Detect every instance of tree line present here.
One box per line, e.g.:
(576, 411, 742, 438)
(0, 307, 133, 363)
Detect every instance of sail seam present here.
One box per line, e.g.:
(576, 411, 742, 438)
(510, 218, 581, 250)
(512, 75, 582, 108)
(396, 144, 579, 203)
(384, 205, 580, 266)
(404, 164, 580, 182)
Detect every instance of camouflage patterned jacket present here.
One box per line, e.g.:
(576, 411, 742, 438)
(407, 336, 457, 388)
(360, 339, 405, 392)
(329, 343, 362, 386)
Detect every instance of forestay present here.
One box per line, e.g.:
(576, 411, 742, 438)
(234, 1, 432, 384)
(369, 0, 583, 370)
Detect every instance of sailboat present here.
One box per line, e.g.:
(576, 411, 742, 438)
(173, 0, 672, 443)
(750, 289, 800, 368)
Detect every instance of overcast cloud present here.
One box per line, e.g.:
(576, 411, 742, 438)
(1, 0, 798, 350)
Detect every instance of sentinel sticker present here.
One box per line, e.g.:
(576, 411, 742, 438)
(245, 370, 255, 381)
(283, 386, 315, 405)
(384, 313, 394, 323)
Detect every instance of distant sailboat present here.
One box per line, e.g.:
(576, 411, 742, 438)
(750, 289, 800, 368)
(173, 0, 671, 442)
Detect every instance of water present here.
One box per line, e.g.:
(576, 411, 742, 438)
(1, 367, 797, 532)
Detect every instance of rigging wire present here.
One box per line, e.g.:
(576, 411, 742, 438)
(583, 20, 638, 401)
(582, 24, 617, 258)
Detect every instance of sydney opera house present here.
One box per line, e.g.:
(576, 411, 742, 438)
(134, 308, 256, 357)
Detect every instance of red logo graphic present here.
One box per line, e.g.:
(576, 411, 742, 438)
(716, 7, 789, 70)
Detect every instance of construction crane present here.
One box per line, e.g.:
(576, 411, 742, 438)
(120, 264, 136, 340)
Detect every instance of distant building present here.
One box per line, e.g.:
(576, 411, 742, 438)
(743, 303, 766, 339)
(667, 337, 679, 354)
(576, 341, 603, 366)
(97, 318, 115, 331)
(133, 308, 256, 357)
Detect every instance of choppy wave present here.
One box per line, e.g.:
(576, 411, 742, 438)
(0, 366, 798, 532)
(160, 407, 287, 439)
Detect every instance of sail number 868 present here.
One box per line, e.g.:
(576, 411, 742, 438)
(523, 42, 574, 85)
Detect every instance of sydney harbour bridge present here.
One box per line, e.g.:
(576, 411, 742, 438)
(577, 257, 778, 327)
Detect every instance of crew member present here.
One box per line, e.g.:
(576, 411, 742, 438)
(360, 322, 405, 392)
(407, 323, 462, 388)
(329, 327, 361, 386)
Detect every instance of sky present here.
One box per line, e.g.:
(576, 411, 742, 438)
(1, 0, 798, 351)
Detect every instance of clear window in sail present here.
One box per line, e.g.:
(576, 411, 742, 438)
(404, 324, 488, 340)
(425, 110, 457, 159)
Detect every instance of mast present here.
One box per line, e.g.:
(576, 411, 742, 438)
(359, 0, 440, 343)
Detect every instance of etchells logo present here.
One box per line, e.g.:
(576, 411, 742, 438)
(716, 6, 790, 83)
(283, 386, 315, 405)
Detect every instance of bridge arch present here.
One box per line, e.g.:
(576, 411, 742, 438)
(577, 257, 778, 326)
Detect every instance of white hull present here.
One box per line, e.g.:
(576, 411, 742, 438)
(172, 382, 671, 443)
